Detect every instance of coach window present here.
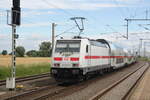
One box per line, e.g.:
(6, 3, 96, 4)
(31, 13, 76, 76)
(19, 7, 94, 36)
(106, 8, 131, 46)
(86, 45, 88, 53)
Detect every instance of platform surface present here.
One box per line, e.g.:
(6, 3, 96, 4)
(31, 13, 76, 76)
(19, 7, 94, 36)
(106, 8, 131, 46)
(129, 65, 150, 100)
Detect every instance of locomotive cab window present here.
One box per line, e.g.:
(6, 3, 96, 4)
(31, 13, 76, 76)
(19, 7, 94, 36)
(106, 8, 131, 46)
(55, 40, 81, 53)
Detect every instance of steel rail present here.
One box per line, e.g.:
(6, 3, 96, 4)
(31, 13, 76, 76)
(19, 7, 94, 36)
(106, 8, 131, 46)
(33, 87, 68, 100)
(90, 63, 148, 100)
(4, 85, 60, 100)
(32, 82, 87, 100)
(0, 73, 50, 86)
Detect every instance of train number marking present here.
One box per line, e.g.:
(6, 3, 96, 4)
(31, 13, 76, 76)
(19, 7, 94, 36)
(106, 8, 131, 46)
(64, 57, 69, 61)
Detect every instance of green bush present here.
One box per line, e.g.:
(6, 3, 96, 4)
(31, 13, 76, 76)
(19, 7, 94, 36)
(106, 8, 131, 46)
(138, 57, 150, 61)
(16, 46, 25, 57)
(2, 50, 8, 55)
(26, 50, 38, 57)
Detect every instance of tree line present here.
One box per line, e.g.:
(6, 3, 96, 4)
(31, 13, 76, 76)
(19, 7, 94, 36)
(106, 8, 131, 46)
(1, 41, 52, 57)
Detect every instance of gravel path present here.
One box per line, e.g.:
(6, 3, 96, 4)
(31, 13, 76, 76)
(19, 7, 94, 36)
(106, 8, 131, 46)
(127, 63, 150, 100)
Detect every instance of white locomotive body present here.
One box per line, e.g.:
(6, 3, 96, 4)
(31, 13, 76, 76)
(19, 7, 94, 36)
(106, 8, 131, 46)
(51, 38, 136, 82)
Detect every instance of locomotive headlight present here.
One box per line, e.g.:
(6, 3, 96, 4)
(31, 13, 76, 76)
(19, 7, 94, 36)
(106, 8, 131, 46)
(54, 63, 60, 67)
(52, 69, 57, 74)
(72, 63, 79, 67)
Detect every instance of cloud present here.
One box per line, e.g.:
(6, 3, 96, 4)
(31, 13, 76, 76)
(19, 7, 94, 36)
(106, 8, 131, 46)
(0, 34, 11, 52)
(0, 0, 149, 53)
(16, 33, 51, 51)
(116, 0, 139, 2)
(0, 0, 127, 10)
(21, 22, 50, 27)
(22, 11, 55, 18)
(84, 32, 141, 51)
(71, 3, 124, 10)
(97, 31, 150, 52)
(24, 33, 50, 40)
(0, 0, 11, 9)
(0, 34, 10, 40)
(0, 32, 51, 52)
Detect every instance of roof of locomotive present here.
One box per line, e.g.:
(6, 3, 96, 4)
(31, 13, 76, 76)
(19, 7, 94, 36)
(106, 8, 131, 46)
(56, 38, 109, 44)
(56, 37, 124, 51)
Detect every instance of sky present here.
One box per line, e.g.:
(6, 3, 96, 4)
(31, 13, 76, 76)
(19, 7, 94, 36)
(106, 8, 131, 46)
(0, 0, 150, 53)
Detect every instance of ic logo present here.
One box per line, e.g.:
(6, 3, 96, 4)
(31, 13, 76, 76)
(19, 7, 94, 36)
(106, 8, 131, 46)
(62, 52, 72, 57)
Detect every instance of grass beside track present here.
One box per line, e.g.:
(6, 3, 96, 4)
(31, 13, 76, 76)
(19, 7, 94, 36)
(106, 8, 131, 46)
(0, 63, 50, 80)
(138, 57, 150, 61)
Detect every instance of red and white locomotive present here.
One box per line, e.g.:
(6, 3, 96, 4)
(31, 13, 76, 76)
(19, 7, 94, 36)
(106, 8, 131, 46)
(51, 37, 136, 82)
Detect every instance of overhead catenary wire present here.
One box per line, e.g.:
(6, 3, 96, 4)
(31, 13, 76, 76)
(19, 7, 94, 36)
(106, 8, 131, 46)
(41, 0, 106, 36)
(41, 0, 75, 17)
(138, 24, 150, 31)
(112, 0, 141, 20)
(40, 0, 126, 38)
(111, 0, 149, 39)
(22, 9, 57, 24)
(55, 25, 77, 37)
(112, 0, 126, 19)
(106, 24, 127, 38)
(2, 9, 57, 28)
(40, 0, 84, 36)
(130, 0, 144, 18)
(117, 0, 131, 18)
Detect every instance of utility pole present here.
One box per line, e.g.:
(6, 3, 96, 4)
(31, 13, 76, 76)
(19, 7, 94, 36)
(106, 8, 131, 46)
(126, 19, 128, 39)
(144, 42, 146, 57)
(146, 10, 148, 19)
(139, 39, 142, 56)
(124, 17, 150, 39)
(52, 23, 56, 51)
(139, 39, 150, 57)
(143, 42, 150, 58)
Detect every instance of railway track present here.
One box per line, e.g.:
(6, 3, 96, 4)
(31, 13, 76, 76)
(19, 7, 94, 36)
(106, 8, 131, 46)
(2, 62, 147, 100)
(4, 84, 62, 100)
(3, 78, 87, 100)
(90, 62, 149, 100)
(0, 73, 50, 86)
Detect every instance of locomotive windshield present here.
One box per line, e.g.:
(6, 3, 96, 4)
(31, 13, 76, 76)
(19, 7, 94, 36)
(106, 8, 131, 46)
(55, 40, 81, 53)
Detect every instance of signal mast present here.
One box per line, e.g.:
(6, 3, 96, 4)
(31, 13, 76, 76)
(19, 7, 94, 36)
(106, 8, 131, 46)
(6, 0, 21, 90)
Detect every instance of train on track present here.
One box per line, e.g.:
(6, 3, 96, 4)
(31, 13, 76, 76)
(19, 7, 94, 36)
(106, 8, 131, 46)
(51, 36, 137, 82)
